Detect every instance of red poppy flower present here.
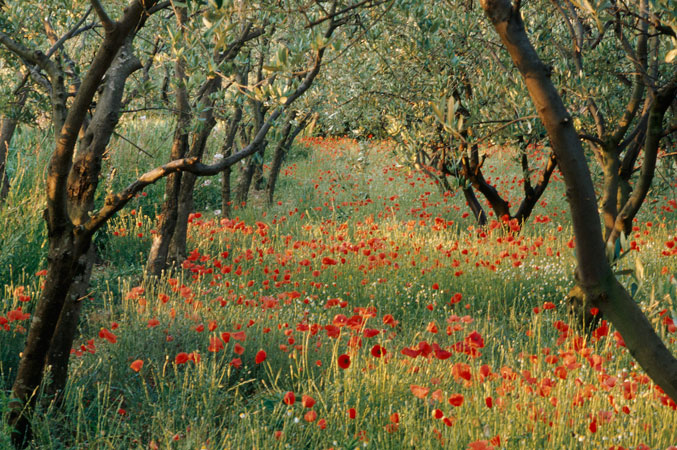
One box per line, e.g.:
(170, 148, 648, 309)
(338, 354, 351, 369)
(232, 331, 246, 341)
(401, 347, 420, 358)
(208, 336, 224, 353)
(304, 410, 317, 422)
(302, 395, 316, 408)
(255, 350, 267, 364)
(98, 328, 117, 344)
(283, 391, 295, 405)
(348, 408, 356, 419)
(363, 328, 380, 338)
(234, 343, 245, 355)
(175, 352, 189, 364)
(370, 344, 386, 358)
(410, 385, 429, 399)
(467, 440, 493, 450)
(448, 394, 464, 407)
(230, 358, 242, 368)
(130, 359, 143, 372)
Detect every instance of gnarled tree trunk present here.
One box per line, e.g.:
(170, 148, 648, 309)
(45, 40, 142, 399)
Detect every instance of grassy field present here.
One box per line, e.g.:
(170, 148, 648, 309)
(1, 120, 677, 449)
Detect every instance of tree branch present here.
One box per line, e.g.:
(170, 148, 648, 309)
(84, 157, 198, 234)
(91, 0, 115, 31)
(46, 8, 95, 58)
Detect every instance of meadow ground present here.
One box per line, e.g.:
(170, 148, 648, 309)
(1, 122, 677, 449)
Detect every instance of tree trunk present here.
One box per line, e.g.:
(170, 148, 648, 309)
(0, 115, 19, 203)
(599, 149, 620, 241)
(220, 102, 243, 217)
(234, 150, 258, 206)
(9, 232, 79, 446)
(462, 186, 488, 226)
(0, 77, 28, 204)
(267, 112, 308, 205)
(5, 2, 157, 444)
(45, 41, 141, 398)
(480, 0, 677, 402)
(146, 49, 191, 276)
(168, 106, 218, 263)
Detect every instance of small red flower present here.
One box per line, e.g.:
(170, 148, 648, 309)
(302, 395, 316, 408)
(410, 385, 430, 399)
(130, 359, 143, 372)
(283, 391, 295, 405)
(370, 344, 386, 358)
(175, 352, 189, 365)
(448, 394, 464, 407)
(338, 354, 351, 369)
(208, 336, 224, 353)
(255, 350, 267, 364)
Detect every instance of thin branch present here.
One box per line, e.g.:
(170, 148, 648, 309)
(148, 0, 170, 14)
(474, 115, 539, 145)
(305, 0, 388, 29)
(46, 8, 94, 58)
(578, 133, 605, 147)
(91, 0, 114, 31)
(112, 131, 154, 157)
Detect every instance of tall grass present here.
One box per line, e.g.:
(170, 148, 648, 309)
(1, 124, 676, 449)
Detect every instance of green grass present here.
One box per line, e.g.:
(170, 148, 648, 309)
(1, 123, 677, 449)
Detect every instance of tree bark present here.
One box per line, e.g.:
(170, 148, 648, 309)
(45, 40, 142, 399)
(480, 0, 677, 402)
(168, 89, 219, 263)
(220, 101, 244, 217)
(267, 111, 308, 205)
(146, 35, 191, 276)
(0, 115, 20, 203)
(5, 1, 157, 445)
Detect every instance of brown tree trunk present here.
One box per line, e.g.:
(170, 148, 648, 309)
(462, 186, 488, 225)
(220, 102, 244, 217)
(146, 47, 191, 276)
(168, 103, 218, 263)
(599, 149, 620, 241)
(267, 111, 308, 205)
(480, 0, 677, 402)
(45, 41, 142, 398)
(608, 77, 677, 244)
(5, 2, 157, 445)
(9, 232, 80, 446)
(234, 150, 259, 206)
(0, 115, 19, 203)
(0, 75, 29, 204)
